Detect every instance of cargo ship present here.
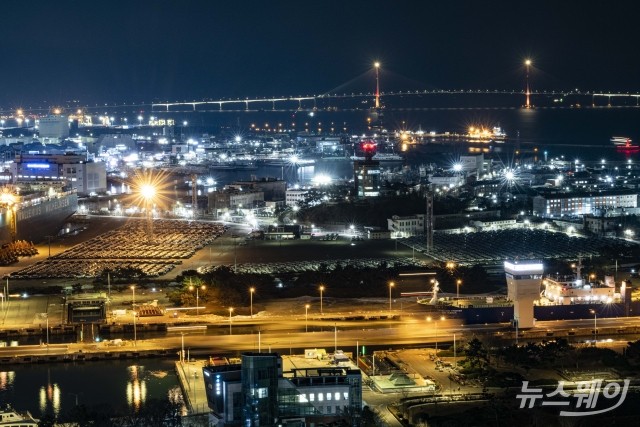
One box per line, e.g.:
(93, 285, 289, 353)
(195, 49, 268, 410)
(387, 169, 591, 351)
(0, 183, 78, 244)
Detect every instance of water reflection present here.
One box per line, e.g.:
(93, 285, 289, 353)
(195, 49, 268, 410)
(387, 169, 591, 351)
(126, 365, 147, 411)
(167, 386, 188, 416)
(0, 371, 16, 390)
(38, 369, 61, 417)
(38, 383, 61, 416)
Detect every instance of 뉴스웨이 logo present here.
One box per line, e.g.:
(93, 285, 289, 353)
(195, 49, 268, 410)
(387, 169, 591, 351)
(516, 379, 630, 416)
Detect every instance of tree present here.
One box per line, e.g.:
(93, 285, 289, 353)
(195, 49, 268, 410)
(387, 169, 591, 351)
(465, 337, 488, 368)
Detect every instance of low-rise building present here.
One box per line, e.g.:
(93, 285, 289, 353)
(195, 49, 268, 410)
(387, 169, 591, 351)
(231, 177, 286, 202)
(387, 214, 425, 237)
(208, 188, 264, 213)
(203, 352, 362, 427)
(10, 153, 106, 196)
(285, 189, 309, 207)
(533, 190, 638, 217)
(584, 215, 618, 236)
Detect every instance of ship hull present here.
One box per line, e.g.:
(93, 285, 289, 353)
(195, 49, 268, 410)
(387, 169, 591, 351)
(459, 301, 639, 325)
(0, 193, 78, 244)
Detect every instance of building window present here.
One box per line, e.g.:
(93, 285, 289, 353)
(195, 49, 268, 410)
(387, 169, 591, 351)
(326, 392, 331, 401)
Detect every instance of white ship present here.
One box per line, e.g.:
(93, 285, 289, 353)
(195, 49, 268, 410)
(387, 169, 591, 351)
(349, 153, 403, 161)
(611, 136, 632, 146)
(0, 406, 39, 426)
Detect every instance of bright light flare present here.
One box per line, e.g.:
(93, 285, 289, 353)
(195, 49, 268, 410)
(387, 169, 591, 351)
(140, 184, 156, 200)
(312, 174, 332, 186)
(0, 189, 16, 205)
(125, 169, 173, 212)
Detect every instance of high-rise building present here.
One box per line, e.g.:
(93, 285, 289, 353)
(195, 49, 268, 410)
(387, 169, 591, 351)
(241, 353, 280, 426)
(353, 159, 381, 198)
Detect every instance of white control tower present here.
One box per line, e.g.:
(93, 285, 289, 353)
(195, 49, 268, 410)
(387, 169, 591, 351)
(504, 260, 544, 329)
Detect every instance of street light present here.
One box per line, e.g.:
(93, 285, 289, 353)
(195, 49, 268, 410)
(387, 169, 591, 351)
(189, 283, 206, 316)
(427, 315, 445, 354)
(305, 304, 310, 332)
(388, 282, 394, 314)
(131, 285, 137, 346)
(590, 309, 597, 346)
(456, 279, 462, 301)
(229, 307, 234, 334)
(45, 313, 49, 347)
(319, 285, 325, 314)
(250, 287, 255, 318)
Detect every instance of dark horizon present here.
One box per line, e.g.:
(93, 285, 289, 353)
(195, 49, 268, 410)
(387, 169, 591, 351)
(1, 1, 640, 107)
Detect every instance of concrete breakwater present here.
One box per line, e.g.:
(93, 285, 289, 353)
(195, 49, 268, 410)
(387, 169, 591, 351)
(0, 322, 171, 340)
(0, 344, 176, 365)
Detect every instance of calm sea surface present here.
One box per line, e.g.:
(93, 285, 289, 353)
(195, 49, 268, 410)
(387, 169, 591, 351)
(0, 359, 183, 420)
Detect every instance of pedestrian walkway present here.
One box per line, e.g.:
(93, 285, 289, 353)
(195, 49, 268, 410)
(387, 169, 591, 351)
(175, 359, 209, 414)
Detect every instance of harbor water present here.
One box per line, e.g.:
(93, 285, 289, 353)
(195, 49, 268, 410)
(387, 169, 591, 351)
(0, 359, 184, 421)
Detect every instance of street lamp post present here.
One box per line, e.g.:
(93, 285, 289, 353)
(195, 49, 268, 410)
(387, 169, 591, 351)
(229, 307, 234, 335)
(427, 316, 445, 354)
(189, 282, 206, 316)
(250, 287, 255, 318)
(319, 285, 325, 315)
(305, 304, 310, 333)
(140, 184, 156, 243)
(388, 282, 394, 314)
(131, 285, 137, 346)
(456, 279, 462, 301)
(590, 309, 597, 346)
(181, 333, 185, 364)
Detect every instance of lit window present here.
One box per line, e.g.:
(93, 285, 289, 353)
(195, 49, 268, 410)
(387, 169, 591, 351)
(335, 392, 340, 401)
(309, 393, 315, 402)
(326, 392, 331, 401)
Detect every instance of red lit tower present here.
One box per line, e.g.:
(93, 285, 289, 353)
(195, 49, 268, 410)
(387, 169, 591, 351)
(353, 140, 381, 198)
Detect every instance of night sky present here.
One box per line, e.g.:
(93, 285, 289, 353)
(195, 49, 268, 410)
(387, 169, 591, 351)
(1, 1, 639, 106)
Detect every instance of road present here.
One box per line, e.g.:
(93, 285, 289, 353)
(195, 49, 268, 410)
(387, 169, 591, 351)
(25, 315, 631, 358)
